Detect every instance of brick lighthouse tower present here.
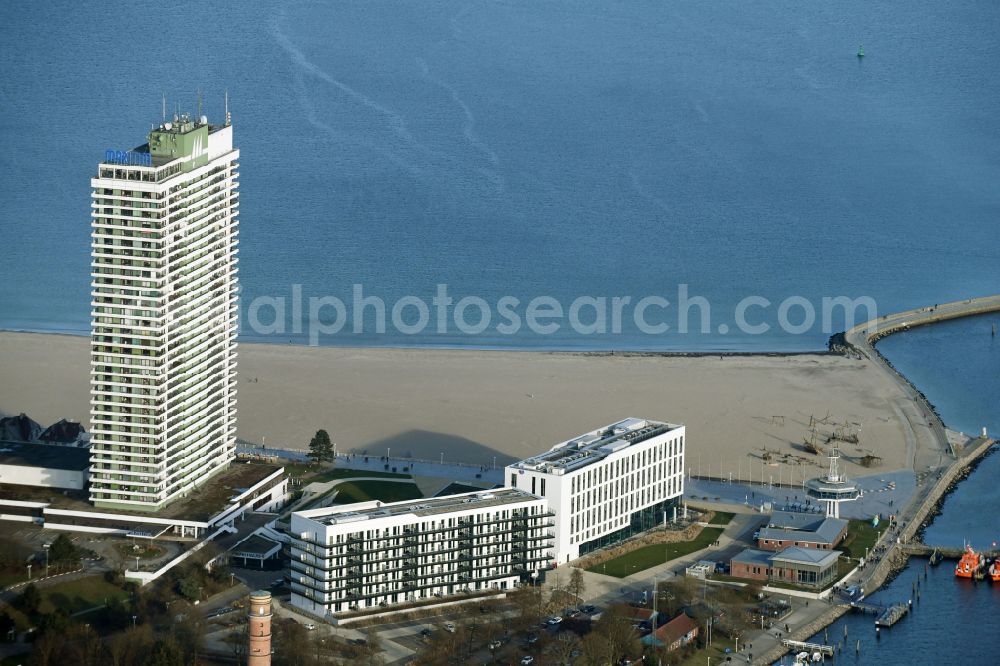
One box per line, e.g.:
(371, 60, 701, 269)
(247, 590, 273, 666)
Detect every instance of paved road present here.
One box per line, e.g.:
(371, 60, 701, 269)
(685, 469, 916, 521)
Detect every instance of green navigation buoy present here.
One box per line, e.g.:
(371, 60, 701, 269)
(857, 45, 865, 58)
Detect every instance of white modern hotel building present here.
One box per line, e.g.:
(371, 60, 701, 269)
(290, 488, 553, 616)
(506, 418, 685, 563)
(89, 113, 239, 510)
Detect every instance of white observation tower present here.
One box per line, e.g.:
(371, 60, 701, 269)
(805, 448, 861, 518)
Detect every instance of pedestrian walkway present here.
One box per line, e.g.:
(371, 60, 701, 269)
(685, 469, 915, 520)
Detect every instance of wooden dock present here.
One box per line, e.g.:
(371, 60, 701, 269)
(848, 601, 884, 615)
(875, 604, 908, 627)
(780, 639, 834, 656)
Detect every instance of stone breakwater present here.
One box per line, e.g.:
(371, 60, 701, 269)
(756, 292, 1000, 665)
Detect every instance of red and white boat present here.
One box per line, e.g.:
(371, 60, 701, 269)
(955, 544, 983, 579)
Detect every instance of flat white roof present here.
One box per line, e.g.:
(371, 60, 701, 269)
(296, 487, 543, 527)
(509, 418, 682, 475)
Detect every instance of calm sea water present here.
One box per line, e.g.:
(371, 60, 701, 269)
(0, 0, 998, 351)
(787, 315, 1000, 664)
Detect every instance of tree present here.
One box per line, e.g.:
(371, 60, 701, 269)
(510, 585, 544, 631)
(48, 533, 79, 567)
(18, 583, 41, 614)
(568, 567, 586, 601)
(223, 628, 246, 665)
(579, 633, 612, 666)
(592, 604, 642, 664)
(62, 623, 105, 666)
(308, 429, 334, 465)
(547, 631, 582, 665)
(178, 573, 201, 601)
(172, 613, 205, 665)
(108, 625, 155, 666)
(273, 620, 311, 666)
(148, 637, 184, 666)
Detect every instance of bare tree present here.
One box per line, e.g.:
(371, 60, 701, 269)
(510, 585, 544, 631)
(579, 633, 612, 666)
(547, 630, 582, 665)
(592, 604, 642, 663)
(568, 568, 586, 602)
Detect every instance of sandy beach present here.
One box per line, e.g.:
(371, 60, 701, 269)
(0, 333, 936, 482)
(0, 332, 934, 480)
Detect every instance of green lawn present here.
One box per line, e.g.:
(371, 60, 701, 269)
(674, 636, 738, 666)
(332, 480, 423, 505)
(37, 575, 130, 615)
(839, 519, 889, 560)
(587, 527, 725, 578)
(709, 511, 735, 525)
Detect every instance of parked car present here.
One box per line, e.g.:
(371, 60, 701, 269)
(420, 628, 433, 638)
(348, 638, 367, 646)
(443, 622, 456, 633)
(271, 578, 284, 587)
(579, 604, 598, 615)
(546, 616, 563, 626)
(488, 640, 502, 650)
(525, 634, 539, 645)
(521, 657, 535, 665)
(304, 623, 316, 631)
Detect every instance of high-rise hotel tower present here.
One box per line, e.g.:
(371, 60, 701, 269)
(89, 113, 239, 511)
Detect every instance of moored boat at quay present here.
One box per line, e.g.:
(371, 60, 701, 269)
(954, 544, 983, 578)
(989, 558, 1000, 582)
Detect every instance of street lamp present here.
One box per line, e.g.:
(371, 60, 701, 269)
(132, 615, 137, 629)
(26, 563, 31, 581)
(43, 543, 50, 578)
(135, 556, 140, 572)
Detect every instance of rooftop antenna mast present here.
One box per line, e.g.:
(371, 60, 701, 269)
(161, 93, 166, 122)
(197, 88, 203, 120)
(225, 89, 231, 126)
